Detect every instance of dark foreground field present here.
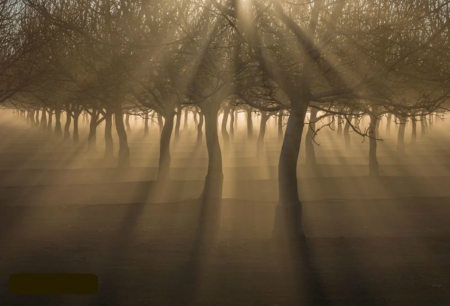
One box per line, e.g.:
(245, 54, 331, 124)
(1, 112, 450, 305)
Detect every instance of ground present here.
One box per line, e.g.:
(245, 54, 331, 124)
(0, 112, 449, 305)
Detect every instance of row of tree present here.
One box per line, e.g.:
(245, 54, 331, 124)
(3, 0, 450, 237)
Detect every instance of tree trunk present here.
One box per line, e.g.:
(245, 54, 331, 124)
(337, 116, 343, 135)
(257, 112, 270, 155)
(35, 109, 40, 126)
(29, 110, 35, 125)
(200, 100, 223, 201)
(47, 109, 53, 132)
(229, 107, 235, 137)
(197, 110, 204, 146)
(246, 108, 253, 139)
(55, 109, 62, 136)
(125, 114, 131, 133)
(184, 109, 189, 129)
(343, 116, 350, 149)
(88, 111, 98, 152)
(114, 106, 130, 169)
(73, 112, 80, 144)
(386, 113, 392, 136)
(157, 113, 163, 132)
(158, 111, 175, 181)
(305, 108, 318, 165)
(40, 108, 47, 131)
(397, 117, 407, 154)
(273, 102, 308, 239)
(144, 114, 149, 136)
(278, 110, 283, 140)
(64, 108, 71, 139)
(411, 116, 417, 144)
(221, 105, 231, 147)
(369, 106, 379, 176)
(175, 107, 182, 140)
(420, 116, 426, 136)
(104, 109, 114, 160)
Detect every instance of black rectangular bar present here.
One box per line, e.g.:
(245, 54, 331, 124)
(9, 273, 98, 295)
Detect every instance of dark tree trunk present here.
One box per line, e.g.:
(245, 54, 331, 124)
(386, 113, 392, 136)
(35, 109, 40, 126)
(343, 116, 351, 149)
(158, 111, 175, 181)
(229, 107, 235, 137)
(73, 112, 80, 144)
(278, 110, 283, 140)
(125, 114, 131, 133)
(330, 115, 335, 129)
(273, 102, 308, 238)
(64, 108, 71, 139)
(144, 114, 149, 136)
(337, 116, 343, 135)
(40, 108, 47, 131)
(246, 107, 253, 139)
(184, 109, 188, 129)
(197, 110, 204, 146)
(193, 109, 198, 125)
(55, 109, 62, 136)
(88, 110, 98, 152)
(420, 116, 426, 136)
(175, 107, 182, 140)
(375, 114, 381, 135)
(29, 110, 35, 125)
(411, 116, 417, 144)
(157, 113, 163, 132)
(104, 109, 114, 160)
(305, 108, 318, 165)
(114, 106, 130, 169)
(423, 115, 428, 133)
(257, 111, 270, 155)
(397, 117, 407, 154)
(200, 101, 223, 200)
(47, 109, 53, 132)
(221, 105, 231, 147)
(369, 106, 379, 176)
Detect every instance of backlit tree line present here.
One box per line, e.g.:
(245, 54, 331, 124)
(3, 0, 450, 237)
